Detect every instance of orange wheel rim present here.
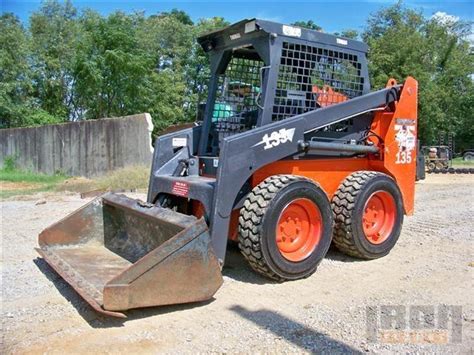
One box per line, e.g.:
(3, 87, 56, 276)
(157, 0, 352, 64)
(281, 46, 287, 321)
(362, 191, 396, 245)
(275, 198, 322, 262)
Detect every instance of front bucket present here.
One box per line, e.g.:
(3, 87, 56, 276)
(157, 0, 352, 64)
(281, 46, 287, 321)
(36, 193, 223, 318)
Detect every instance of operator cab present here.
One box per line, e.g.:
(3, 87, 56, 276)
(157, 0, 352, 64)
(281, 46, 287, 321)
(196, 19, 370, 160)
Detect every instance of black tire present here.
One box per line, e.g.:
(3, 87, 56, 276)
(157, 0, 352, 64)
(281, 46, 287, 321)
(238, 175, 333, 281)
(331, 171, 404, 259)
(463, 152, 473, 161)
(427, 162, 435, 173)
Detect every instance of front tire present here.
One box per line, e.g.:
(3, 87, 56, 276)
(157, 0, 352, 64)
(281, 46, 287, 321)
(238, 175, 333, 281)
(331, 171, 404, 259)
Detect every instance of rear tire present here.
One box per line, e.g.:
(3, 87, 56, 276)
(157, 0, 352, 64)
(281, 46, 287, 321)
(331, 171, 403, 259)
(238, 175, 333, 281)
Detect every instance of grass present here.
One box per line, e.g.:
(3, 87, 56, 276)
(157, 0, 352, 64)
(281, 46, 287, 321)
(57, 165, 150, 193)
(0, 169, 68, 199)
(1, 165, 149, 199)
(452, 157, 474, 167)
(94, 165, 149, 191)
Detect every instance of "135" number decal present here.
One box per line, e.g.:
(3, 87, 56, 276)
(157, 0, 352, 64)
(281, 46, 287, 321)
(395, 150, 412, 164)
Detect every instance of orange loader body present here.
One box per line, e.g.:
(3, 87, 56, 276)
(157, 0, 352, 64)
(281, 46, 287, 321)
(228, 77, 418, 241)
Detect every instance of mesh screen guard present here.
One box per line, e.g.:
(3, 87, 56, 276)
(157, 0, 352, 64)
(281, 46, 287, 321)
(208, 51, 265, 151)
(273, 41, 364, 121)
(204, 40, 366, 152)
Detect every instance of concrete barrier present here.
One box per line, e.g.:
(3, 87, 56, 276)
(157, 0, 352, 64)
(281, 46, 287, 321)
(0, 113, 154, 177)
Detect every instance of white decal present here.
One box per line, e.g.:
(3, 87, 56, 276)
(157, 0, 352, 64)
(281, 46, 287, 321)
(172, 137, 187, 147)
(282, 25, 301, 37)
(254, 128, 296, 150)
(394, 124, 416, 164)
(244, 21, 256, 33)
(230, 33, 241, 40)
(213, 158, 219, 168)
(336, 38, 348, 45)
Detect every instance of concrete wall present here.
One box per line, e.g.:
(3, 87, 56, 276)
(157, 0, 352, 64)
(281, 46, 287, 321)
(0, 113, 154, 177)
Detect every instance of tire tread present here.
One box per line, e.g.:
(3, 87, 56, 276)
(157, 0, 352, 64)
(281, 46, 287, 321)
(331, 170, 385, 259)
(238, 175, 311, 281)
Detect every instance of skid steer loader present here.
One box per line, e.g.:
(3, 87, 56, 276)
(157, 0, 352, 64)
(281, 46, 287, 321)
(37, 19, 418, 318)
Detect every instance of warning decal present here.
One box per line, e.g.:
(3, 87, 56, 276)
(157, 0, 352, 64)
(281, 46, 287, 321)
(172, 181, 189, 197)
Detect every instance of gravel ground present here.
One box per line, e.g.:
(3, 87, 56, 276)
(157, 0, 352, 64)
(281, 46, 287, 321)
(1, 174, 473, 354)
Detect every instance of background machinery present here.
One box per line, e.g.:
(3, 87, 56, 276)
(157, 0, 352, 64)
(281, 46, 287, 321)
(421, 131, 473, 174)
(422, 145, 451, 172)
(37, 19, 419, 317)
(421, 144, 474, 174)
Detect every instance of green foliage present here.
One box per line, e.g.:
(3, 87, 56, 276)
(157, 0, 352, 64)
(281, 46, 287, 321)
(452, 157, 474, 166)
(2, 155, 17, 171)
(363, 2, 473, 149)
(156, 8, 194, 26)
(0, 1, 472, 151)
(0, 167, 67, 198)
(291, 20, 322, 31)
(0, 14, 34, 128)
(292, 20, 358, 40)
(95, 165, 149, 190)
(0, 2, 226, 132)
(184, 17, 229, 121)
(0, 168, 66, 183)
(29, 0, 80, 119)
(334, 29, 359, 39)
(73, 11, 151, 119)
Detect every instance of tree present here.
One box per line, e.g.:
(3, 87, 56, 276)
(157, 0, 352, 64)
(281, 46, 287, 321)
(0, 13, 61, 128)
(155, 8, 194, 26)
(73, 11, 151, 119)
(291, 20, 322, 31)
(363, 2, 473, 149)
(184, 17, 229, 120)
(29, 0, 81, 120)
(138, 12, 196, 129)
(334, 29, 359, 39)
(0, 14, 32, 127)
(2, 2, 471, 152)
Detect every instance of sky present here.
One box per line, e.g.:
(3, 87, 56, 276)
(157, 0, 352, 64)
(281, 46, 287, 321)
(2, 0, 473, 34)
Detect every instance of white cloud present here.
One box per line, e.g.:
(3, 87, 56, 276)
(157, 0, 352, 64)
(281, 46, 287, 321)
(255, 12, 282, 23)
(431, 11, 460, 26)
(431, 11, 473, 47)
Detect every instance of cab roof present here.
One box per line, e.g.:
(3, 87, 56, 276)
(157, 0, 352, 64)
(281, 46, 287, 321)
(197, 18, 368, 54)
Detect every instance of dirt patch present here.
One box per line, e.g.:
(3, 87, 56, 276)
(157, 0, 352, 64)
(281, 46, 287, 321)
(422, 173, 474, 184)
(55, 166, 149, 194)
(1, 181, 42, 191)
(2, 176, 473, 353)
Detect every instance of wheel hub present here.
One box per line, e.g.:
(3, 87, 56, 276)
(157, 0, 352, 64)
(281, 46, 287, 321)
(362, 191, 396, 244)
(276, 198, 322, 262)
